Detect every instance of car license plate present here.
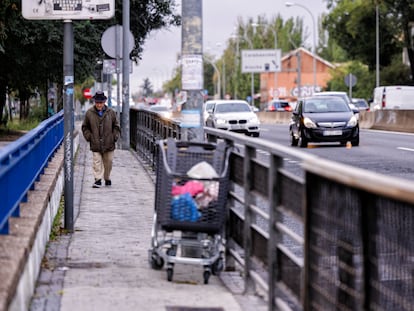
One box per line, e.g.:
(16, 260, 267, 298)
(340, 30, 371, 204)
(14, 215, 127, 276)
(323, 130, 342, 136)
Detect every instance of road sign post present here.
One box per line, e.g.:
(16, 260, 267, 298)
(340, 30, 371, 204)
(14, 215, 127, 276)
(22, 0, 115, 231)
(101, 25, 135, 124)
(345, 73, 357, 99)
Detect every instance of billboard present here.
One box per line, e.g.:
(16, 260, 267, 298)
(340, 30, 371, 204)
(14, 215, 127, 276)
(22, 0, 115, 20)
(241, 49, 281, 73)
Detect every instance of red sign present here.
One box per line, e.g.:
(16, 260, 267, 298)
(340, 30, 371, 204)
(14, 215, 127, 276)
(83, 88, 92, 99)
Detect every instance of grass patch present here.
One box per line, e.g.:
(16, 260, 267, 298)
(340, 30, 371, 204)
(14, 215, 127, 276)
(0, 119, 38, 141)
(7, 119, 39, 131)
(50, 198, 67, 241)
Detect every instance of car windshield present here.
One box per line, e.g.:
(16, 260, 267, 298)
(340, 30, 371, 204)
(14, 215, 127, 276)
(204, 102, 214, 111)
(304, 98, 350, 113)
(354, 100, 368, 108)
(215, 103, 251, 113)
(270, 101, 289, 107)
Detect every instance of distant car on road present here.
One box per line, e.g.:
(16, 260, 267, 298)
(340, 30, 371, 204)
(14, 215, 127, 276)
(289, 96, 359, 147)
(352, 98, 370, 111)
(372, 85, 414, 110)
(148, 105, 172, 117)
(205, 100, 260, 137)
(265, 99, 292, 112)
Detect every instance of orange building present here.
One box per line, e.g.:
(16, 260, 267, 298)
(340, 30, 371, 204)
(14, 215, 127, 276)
(260, 47, 335, 105)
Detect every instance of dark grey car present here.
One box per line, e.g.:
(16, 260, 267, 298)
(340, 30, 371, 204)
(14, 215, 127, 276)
(289, 96, 360, 147)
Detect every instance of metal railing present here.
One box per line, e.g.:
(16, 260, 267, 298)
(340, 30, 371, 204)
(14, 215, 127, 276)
(132, 108, 414, 310)
(0, 111, 64, 234)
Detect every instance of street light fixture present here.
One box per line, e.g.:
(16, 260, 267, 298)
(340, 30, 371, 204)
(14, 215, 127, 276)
(285, 1, 317, 93)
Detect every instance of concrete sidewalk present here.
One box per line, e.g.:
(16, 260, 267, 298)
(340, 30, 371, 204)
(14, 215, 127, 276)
(30, 133, 267, 311)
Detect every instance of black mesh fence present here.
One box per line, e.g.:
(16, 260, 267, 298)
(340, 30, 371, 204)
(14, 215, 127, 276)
(306, 172, 414, 311)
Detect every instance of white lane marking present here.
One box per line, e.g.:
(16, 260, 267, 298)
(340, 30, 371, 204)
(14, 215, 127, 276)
(397, 147, 414, 152)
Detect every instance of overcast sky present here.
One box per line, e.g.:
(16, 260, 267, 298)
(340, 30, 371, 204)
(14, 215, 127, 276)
(130, 0, 327, 92)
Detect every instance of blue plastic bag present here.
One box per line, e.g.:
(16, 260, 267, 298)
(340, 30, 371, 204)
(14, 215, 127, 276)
(171, 193, 200, 222)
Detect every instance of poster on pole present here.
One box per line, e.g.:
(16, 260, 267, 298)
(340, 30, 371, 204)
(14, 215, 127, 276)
(22, 0, 115, 20)
(181, 54, 203, 90)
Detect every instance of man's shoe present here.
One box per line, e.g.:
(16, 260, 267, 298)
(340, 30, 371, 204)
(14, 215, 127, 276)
(93, 179, 102, 188)
(105, 180, 112, 186)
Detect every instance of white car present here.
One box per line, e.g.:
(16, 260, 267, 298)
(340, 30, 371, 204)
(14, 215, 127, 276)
(205, 100, 260, 137)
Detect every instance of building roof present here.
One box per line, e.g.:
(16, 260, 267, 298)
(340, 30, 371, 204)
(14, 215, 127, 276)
(281, 47, 336, 69)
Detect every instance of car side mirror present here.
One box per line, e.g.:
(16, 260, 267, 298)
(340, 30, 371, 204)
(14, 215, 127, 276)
(349, 103, 359, 114)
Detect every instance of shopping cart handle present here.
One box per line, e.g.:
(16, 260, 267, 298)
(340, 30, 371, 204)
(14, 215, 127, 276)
(174, 140, 216, 151)
(157, 138, 232, 179)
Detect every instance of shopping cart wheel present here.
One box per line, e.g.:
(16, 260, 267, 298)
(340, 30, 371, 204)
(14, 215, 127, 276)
(167, 267, 174, 282)
(212, 258, 223, 276)
(203, 270, 211, 284)
(150, 251, 164, 270)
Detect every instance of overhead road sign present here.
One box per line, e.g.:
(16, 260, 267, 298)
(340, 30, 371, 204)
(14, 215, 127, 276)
(22, 0, 115, 20)
(241, 49, 281, 73)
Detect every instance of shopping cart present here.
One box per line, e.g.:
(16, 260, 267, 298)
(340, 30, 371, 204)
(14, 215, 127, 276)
(148, 138, 231, 284)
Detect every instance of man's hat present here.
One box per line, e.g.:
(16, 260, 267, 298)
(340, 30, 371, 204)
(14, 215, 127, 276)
(93, 91, 107, 102)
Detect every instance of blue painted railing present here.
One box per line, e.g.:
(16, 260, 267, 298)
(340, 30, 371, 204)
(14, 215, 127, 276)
(0, 111, 64, 234)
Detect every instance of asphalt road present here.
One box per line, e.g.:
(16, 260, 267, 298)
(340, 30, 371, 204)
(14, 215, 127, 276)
(259, 124, 414, 181)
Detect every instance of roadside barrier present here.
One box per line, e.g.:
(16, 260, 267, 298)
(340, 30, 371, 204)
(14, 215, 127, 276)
(257, 110, 414, 133)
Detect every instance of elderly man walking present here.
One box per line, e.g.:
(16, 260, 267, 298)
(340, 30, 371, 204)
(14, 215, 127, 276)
(82, 90, 121, 188)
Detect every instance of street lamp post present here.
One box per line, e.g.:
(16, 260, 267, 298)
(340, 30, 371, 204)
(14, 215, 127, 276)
(204, 55, 221, 99)
(376, 3, 380, 87)
(243, 31, 255, 106)
(269, 27, 278, 99)
(252, 22, 279, 101)
(285, 2, 317, 93)
(231, 33, 239, 99)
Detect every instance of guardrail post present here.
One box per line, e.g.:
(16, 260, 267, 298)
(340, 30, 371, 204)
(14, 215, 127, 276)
(268, 154, 282, 310)
(243, 145, 255, 294)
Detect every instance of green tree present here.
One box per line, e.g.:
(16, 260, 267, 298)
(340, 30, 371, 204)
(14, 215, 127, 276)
(326, 60, 374, 100)
(0, 0, 181, 121)
(224, 15, 305, 103)
(381, 0, 414, 80)
(141, 78, 154, 97)
(163, 66, 181, 97)
(323, 0, 414, 83)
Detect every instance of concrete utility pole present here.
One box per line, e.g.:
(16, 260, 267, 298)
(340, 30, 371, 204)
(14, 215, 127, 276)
(181, 0, 204, 141)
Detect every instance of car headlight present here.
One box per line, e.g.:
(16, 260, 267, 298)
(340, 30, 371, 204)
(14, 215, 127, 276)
(215, 118, 227, 125)
(347, 115, 358, 127)
(303, 117, 316, 128)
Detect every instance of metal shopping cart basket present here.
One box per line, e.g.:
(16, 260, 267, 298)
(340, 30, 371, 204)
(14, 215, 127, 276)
(148, 138, 231, 284)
